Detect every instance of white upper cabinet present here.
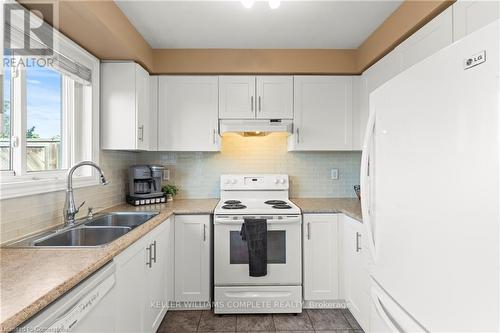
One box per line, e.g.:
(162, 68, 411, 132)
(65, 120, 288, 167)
(219, 76, 256, 119)
(148, 76, 159, 151)
(158, 76, 220, 151)
(395, 7, 453, 73)
(289, 76, 353, 151)
(219, 76, 293, 119)
(101, 62, 154, 150)
(256, 76, 293, 119)
(453, 0, 500, 41)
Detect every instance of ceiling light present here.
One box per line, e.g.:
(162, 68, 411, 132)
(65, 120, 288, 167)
(241, 0, 255, 9)
(269, 0, 280, 9)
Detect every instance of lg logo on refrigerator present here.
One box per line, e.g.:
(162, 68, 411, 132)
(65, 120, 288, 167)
(464, 51, 486, 70)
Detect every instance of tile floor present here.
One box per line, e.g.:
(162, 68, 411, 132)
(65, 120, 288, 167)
(157, 309, 364, 332)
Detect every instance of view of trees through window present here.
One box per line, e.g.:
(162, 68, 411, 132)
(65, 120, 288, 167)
(26, 64, 62, 172)
(1, 61, 63, 172)
(1, 64, 11, 171)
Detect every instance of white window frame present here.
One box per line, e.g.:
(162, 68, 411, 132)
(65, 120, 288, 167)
(0, 13, 100, 199)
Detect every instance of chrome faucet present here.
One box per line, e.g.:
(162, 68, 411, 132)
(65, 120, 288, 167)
(64, 161, 108, 226)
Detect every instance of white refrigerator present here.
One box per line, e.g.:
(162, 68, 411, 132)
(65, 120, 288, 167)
(361, 20, 500, 332)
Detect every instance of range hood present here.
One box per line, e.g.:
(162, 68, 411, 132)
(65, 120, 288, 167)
(219, 119, 293, 135)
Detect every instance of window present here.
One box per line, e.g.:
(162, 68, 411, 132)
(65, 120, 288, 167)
(1, 4, 100, 199)
(1, 54, 12, 171)
(26, 63, 63, 172)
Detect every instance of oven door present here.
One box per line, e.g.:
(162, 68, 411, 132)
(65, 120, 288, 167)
(214, 215, 302, 286)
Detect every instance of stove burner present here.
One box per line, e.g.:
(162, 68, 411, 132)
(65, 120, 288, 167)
(272, 204, 292, 209)
(265, 200, 287, 205)
(222, 204, 247, 210)
(224, 200, 242, 205)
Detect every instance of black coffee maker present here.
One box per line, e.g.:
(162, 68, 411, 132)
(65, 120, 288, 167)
(127, 165, 166, 205)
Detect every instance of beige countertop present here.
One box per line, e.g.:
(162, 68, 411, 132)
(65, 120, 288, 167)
(0, 197, 359, 332)
(292, 198, 362, 222)
(0, 199, 218, 332)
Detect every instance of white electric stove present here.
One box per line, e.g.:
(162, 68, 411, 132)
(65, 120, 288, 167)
(214, 174, 303, 314)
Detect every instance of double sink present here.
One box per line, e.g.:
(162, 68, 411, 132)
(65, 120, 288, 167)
(9, 212, 158, 247)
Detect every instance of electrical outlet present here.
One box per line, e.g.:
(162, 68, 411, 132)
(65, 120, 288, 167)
(163, 169, 170, 181)
(330, 168, 339, 180)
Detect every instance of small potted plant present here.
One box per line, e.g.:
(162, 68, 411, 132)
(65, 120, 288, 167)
(162, 184, 179, 201)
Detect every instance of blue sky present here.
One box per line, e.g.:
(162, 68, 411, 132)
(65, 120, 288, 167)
(3, 64, 62, 139)
(26, 65, 61, 139)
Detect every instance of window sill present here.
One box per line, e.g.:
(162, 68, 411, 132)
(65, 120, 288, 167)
(0, 174, 100, 200)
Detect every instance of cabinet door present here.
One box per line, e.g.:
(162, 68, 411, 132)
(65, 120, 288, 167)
(148, 76, 158, 151)
(144, 221, 169, 333)
(101, 62, 137, 150)
(219, 76, 256, 119)
(114, 236, 149, 333)
(290, 76, 353, 151)
(136, 64, 150, 150)
(342, 215, 370, 332)
(453, 0, 500, 41)
(395, 7, 453, 73)
(158, 76, 219, 151)
(303, 214, 339, 300)
(256, 76, 293, 119)
(165, 216, 175, 305)
(174, 215, 211, 302)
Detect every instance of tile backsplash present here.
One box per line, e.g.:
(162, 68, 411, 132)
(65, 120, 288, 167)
(139, 133, 361, 199)
(0, 150, 136, 244)
(0, 133, 361, 244)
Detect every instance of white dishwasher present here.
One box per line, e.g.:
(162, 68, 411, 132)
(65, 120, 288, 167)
(19, 262, 117, 333)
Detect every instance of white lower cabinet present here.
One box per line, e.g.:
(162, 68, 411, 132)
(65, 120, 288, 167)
(303, 214, 340, 302)
(174, 215, 212, 305)
(114, 219, 170, 333)
(341, 215, 370, 332)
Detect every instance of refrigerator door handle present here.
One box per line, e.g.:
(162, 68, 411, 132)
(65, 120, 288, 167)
(371, 290, 402, 333)
(361, 107, 377, 261)
(371, 282, 428, 333)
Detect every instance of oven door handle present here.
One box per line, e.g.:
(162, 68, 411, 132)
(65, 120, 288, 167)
(214, 221, 301, 225)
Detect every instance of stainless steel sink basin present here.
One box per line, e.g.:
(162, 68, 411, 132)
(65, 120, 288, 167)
(85, 212, 158, 229)
(33, 227, 131, 247)
(6, 210, 159, 248)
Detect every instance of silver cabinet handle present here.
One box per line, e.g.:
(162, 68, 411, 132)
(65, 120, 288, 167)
(356, 232, 361, 252)
(203, 224, 207, 242)
(307, 222, 311, 240)
(138, 125, 144, 142)
(213, 129, 217, 145)
(152, 240, 157, 263)
(258, 96, 262, 112)
(146, 245, 152, 268)
(251, 96, 254, 112)
(296, 128, 300, 144)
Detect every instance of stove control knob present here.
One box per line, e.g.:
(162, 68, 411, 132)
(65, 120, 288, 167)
(280, 179, 286, 184)
(274, 179, 279, 184)
(231, 179, 237, 184)
(224, 179, 231, 185)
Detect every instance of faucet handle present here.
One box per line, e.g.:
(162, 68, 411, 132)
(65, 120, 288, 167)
(76, 201, 86, 214)
(87, 206, 102, 219)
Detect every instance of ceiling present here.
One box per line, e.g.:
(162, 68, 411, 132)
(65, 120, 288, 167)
(115, 0, 403, 49)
